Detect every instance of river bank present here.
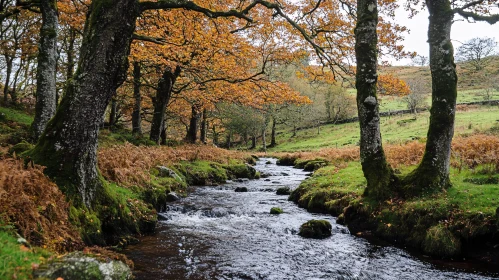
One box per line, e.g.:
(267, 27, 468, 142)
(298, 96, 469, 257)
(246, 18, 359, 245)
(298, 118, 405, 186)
(279, 154, 499, 266)
(123, 158, 499, 279)
(0, 140, 258, 279)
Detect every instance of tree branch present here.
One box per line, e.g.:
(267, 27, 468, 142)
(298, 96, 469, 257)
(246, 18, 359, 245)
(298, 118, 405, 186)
(132, 33, 166, 45)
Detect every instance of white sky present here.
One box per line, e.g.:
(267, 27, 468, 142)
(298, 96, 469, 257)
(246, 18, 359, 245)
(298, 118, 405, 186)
(393, 6, 499, 66)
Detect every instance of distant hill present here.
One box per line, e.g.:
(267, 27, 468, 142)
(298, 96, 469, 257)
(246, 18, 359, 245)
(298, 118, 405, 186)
(380, 55, 499, 91)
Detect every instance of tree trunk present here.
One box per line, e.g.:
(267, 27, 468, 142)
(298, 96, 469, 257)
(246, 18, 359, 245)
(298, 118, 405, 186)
(3, 56, 13, 104)
(401, 0, 456, 196)
(149, 66, 180, 144)
(30, 0, 58, 141)
(28, 0, 139, 208)
(160, 121, 167, 145)
(262, 128, 267, 152)
(66, 28, 76, 81)
(251, 135, 256, 149)
(355, 0, 397, 199)
(132, 61, 142, 135)
(200, 108, 207, 144)
(109, 98, 117, 128)
(213, 125, 218, 146)
(270, 116, 277, 147)
(226, 130, 231, 150)
(186, 105, 200, 143)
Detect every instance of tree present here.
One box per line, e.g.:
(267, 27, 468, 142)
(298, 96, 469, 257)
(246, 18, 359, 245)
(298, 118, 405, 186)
(355, 0, 398, 199)
(403, 78, 429, 114)
(31, 0, 58, 140)
(402, 0, 499, 196)
(412, 55, 428, 66)
(456, 37, 497, 71)
(25, 0, 410, 210)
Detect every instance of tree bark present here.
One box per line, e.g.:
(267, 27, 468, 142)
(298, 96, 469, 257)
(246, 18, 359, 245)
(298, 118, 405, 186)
(109, 97, 117, 128)
(262, 128, 267, 152)
(355, 0, 397, 199)
(251, 135, 256, 149)
(3, 56, 13, 104)
(132, 61, 142, 135)
(149, 66, 180, 144)
(186, 105, 200, 143)
(200, 108, 207, 144)
(270, 116, 277, 147)
(28, 0, 139, 208)
(31, 0, 58, 140)
(402, 0, 456, 196)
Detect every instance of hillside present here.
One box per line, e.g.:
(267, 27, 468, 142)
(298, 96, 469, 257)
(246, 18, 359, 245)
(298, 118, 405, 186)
(380, 55, 499, 91)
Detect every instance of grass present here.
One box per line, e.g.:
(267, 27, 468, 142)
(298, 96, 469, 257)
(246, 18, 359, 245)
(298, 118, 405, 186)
(0, 107, 33, 126)
(0, 229, 51, 280)
(272, 107, 499, 152)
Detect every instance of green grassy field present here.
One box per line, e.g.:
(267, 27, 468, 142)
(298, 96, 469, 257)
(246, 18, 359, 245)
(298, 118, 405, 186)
(272, 106, 499, 152)
(346, 88, 499, 112)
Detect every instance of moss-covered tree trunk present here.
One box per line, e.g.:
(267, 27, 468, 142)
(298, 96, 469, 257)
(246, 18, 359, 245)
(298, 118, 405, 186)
(186, 105, 200, 143)
(270, 116, 277, 147)
(149, 66, 180, 144)
(402, 0, 456, 196)
(108, 97, 118, 128)
(200, 108, 207, 144)
(132, 61, 142, 135)
(28, 0, 139, 208)
(355, 0, 397, 199)
(31, 0, 58, 140)
(3, 56, 13, 104)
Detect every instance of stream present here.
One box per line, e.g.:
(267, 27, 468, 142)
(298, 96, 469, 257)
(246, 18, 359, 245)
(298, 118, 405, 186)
(124, 158, 499, 280)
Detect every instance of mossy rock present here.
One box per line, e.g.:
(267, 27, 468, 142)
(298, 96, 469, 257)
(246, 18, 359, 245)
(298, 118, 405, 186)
(298, 219, 332, 239)
(225, 164, 257, 179)
(276, 187, 291, 195)
(270, 207, 283, 214)
(276, 155, 298, 166)
(235, 187, 248, 192)
(175, 161, 228, 185)
(33, 252, 132, 280)
(422, 224, 461, 258)
(8, 140, 34, 156)
(303, 160, 328, 172)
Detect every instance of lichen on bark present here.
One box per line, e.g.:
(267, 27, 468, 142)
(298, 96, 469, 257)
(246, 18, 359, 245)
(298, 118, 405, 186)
(355, 0, 398, 200)
(401, 0, 457, 197)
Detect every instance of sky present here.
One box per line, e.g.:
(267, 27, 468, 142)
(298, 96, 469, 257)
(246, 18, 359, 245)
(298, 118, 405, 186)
(393, 6, 499, 66)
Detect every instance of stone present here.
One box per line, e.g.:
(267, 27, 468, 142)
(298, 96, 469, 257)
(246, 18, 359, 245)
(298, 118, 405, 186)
(33, 252, 132, 280)
(234, 187, 248, 192)
(165, 192, 180, 202)
(156, 166, 183, 182)
(298, 220, 332, 239)
(276, 187, 291, 195)
(270, 207, 283, 214)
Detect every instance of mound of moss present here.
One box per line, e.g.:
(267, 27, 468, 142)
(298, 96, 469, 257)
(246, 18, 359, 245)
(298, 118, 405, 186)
(298, 219, 332, 239)
(422, 224, 462, 258)
(270, 207, 283, 214)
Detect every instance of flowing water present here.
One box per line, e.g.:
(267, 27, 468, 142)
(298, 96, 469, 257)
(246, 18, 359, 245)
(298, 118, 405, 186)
(124, 158, 499, 280)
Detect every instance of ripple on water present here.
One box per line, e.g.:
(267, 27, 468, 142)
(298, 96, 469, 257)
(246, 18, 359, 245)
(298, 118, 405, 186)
(124, 158, 499, 280)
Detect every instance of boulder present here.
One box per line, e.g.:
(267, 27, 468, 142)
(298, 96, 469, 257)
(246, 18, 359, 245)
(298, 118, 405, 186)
(270, 207, 283, 214)
(156, 166, 184, 182)
(276, 187, 291, 196)
(165, 192, 180, 202)
(33, 252, 132, 280)
(298, 220, 332, 239)
(234, 187, 248, 192)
